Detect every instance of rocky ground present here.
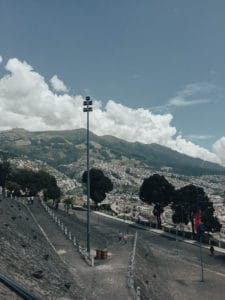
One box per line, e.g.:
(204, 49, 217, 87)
(0, 283, 21, 300)
(0, 195, 85, 300)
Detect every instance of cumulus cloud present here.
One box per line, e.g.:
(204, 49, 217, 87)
(92, 100, 176, 145)
(168, 136, 219, 164)
(0, 57, 223, 166)
(0, 55, 2, 64)
(50, 74, 68, 92)
(0, 58, 83, 130)
(213, 137, 225, 166)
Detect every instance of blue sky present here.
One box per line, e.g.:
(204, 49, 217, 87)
(0, 0, 225, 164)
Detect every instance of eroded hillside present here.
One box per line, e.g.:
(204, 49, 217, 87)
(0, 195, 84, 299)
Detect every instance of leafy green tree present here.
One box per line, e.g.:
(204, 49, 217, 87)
(44, 176, 61, 202)
(139, 174, 175, 228)
(0, 160, 11, 188)
(0, 160, 61, 201)
(82, 168, 113, 205)
(171, 184, 221, 234)
(201, 210, 221, 233)
(171, 187, 191, 227)
(64, 197, 73, 214)
(10, 168, 61, 201)
(10, 169, 38, 194)
(5, 181, 22, 197)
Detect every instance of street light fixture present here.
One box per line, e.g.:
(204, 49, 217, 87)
(83, 96, 93, 255)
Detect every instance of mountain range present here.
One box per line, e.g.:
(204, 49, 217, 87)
(0, 128, 224, 179)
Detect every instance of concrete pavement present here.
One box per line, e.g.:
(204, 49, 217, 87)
(92, 210, 225, 255)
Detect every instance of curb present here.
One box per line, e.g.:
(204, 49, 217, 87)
(92, 211, 225, 255)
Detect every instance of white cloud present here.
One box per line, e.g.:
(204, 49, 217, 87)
(0, 58, 83, 130)
(168, 83, 214, 107)
(213, 137, 225, 166)
(167, 136, 220, 164)
(50, 74, 68, 93)
(92, 100, 177, 145)
(0, 57, 223, 166)
(169, 97, 209, 107)
(0, 55, 2, 64)
(186, 134, 213, 141)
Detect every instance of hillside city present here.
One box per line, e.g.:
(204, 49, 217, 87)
(9, 155, 225, 237)
(1, 134, 225, 299)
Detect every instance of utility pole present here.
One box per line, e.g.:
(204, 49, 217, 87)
(83, 96, 93, 255)
(199, 234, 204, 282)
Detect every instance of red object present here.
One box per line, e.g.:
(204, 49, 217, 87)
(194, 210, 202, 233)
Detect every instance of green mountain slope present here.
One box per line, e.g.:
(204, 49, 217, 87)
(0, 128, 224, 176)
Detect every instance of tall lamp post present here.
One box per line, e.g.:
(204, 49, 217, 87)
(83, 96, 93, 255)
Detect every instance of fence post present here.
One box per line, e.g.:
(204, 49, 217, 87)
(64, 227, 68, 236)
(136, 286, 141, 300)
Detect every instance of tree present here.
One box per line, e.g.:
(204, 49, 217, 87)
(171, 188, 190, 227)
(44, 176, 61, 203)
(64, 197, 73, 214)
(82, 168, 113, 205)
(5, 181, 22, 197)
(9, 168, 61, 201)
(201, 210, 222, 233)
(139, 174, 175, 228)
(171, 184, 221, 235)
(0, 160, 11, 189)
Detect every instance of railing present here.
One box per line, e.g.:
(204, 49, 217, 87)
(127, 231, 141, 300)
(0, 273, 40, 300)
(42, 201, 94, 266)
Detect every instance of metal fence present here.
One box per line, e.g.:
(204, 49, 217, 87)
(42, 202, 94, 266)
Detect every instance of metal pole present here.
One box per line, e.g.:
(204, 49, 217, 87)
(199, 235, 204, 282)
(176, 224, 178, 254)
(86, 106, 90, 255)
(182, 206, 184, 239)
(83, 96, 92, 255)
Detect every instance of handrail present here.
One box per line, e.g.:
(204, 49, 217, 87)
(0, 273, 40, 300)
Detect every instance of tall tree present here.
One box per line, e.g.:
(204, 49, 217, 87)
(64, 197, 73, 214)
(5, 181, 22, 197)
(139, 174, 175, 228)
(0, 160, 11, 189)
(10, 168, 61, 201)
(82, 168, 113, 205)
(44, 175, 61, 202)
(201, 209, 221, 233)
(171, 184, 221, 234)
